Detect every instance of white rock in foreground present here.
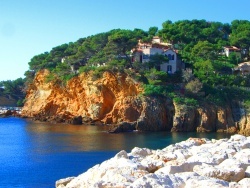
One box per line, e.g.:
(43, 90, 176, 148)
(56, 135, 250, 188)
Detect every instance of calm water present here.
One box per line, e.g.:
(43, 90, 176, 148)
(0, 117, 231, 187)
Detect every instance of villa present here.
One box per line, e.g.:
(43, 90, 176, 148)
(61, 36, 185, 74)
(223, 46, 241, 58)
(233, 61, 250, 75)
(131, 37, 185, 73)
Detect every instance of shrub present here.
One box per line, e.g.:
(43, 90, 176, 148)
(173, 96, 199, 108)
(78, 66, 96, 73)
(243, 100, 250, 113)
(45, 73, 56, 83)
(143, 84, 174, 97)
(182, 68, 194, 83)
(145, 68, 168, 85)
(185, 78, 203, 94)
(16, 99, 24, 107)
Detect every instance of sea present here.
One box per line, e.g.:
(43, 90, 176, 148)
(0, 117, 232, 188)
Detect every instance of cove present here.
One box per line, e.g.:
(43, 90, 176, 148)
(0, 117, 231, 187)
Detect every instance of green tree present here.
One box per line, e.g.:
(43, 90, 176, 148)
(104, 30, 138, 66)
(145, 68, 168, 85)
(191, 41, 216, 61)
(0, 78, 25, 96)
(230, 20, 250, 58)
(148, 27, 158, 36)
(28, 52, 50, 71)
(147, 54, 169, 70)
(193, 60, 215, 84)
(228, 52, 241, 65)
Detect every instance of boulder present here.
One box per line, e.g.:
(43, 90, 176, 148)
(131, 173, 185, 188)
(193, 163, 245, 182)
(56, 135, 250, 188)
(229, 178, 250, 188)
(55, 177, 75, 188)
(130, 147, 153, 158)
(245, 166, 250, 178)
(67, 116, 82, 125)
(108, 121, 136, 133)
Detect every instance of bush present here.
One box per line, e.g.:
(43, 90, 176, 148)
(78, 66, 96, 73)
(173, 96, 199, 108)
(243, 100, 250, 113)
(185, 78, 203, 94)
(145, 68, 168, 85)
(182, 68, 194, 83)
(143, 84, 174, 97)
(45, 73, 56, 83)
(16, 99, 25, 107)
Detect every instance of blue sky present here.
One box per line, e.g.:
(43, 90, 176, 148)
(0, 0, 250, 81)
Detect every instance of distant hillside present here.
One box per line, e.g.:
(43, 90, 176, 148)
(0, 78, 26, 107)
(0, 96, 18, 106)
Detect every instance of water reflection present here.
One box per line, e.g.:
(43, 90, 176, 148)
(26, 120, 127, 152)
(25, 119, 232, 154)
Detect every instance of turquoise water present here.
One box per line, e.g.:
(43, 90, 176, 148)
(0, 117, 231, 187)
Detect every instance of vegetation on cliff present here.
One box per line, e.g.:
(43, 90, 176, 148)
(3, 19, 250, 108)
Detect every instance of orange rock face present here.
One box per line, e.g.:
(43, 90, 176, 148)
(21, 69, 249, 134)
(21, 70, 174, 131)
(22, 70, 143, 122)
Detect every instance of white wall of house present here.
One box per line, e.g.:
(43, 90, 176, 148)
(160, 49, 178, 73)
(132, 48, 183, 73)
(234, 62, 250, 74)
(141, 48, 164, 63)
(224, 47, 241, 58)
(132, 37, 185, 73)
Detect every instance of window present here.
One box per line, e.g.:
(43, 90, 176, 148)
(167, 65, 172, 73)
(168, 54, 172, 60)
(172, 55, 175, 60)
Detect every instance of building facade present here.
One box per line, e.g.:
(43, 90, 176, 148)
(132, 37, 185, 73)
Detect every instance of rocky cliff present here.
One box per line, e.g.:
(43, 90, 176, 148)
(21, 69, 250, 134)
(21, 70, 172, 132)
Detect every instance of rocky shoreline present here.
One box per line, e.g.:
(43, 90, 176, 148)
(20, 70, 250, 135)
(56, 134, 250, 188)
(0, 109, 21, 118)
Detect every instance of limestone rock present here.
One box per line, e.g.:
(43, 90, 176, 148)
(115, 150, 128, 159)
(229, 178, 250, 188)
(246, 166, 250, 178)
(55, 177, 75, 188)
(130, 173, 185, 188)
(193, 163, 245, 182)
(130, 147, 153, 158)
(56, 135, 250, 187)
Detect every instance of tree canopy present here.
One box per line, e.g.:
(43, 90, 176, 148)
(3, 19, 250, 107)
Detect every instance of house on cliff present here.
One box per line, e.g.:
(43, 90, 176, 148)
(131, 37, 185, 73)
(233, 61, 250, 75)
(223, 46, 241, 58)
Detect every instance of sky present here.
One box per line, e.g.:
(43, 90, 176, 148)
(0, 0, 250, 81)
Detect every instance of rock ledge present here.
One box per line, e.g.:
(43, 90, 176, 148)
(56, 134, 250, 188)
